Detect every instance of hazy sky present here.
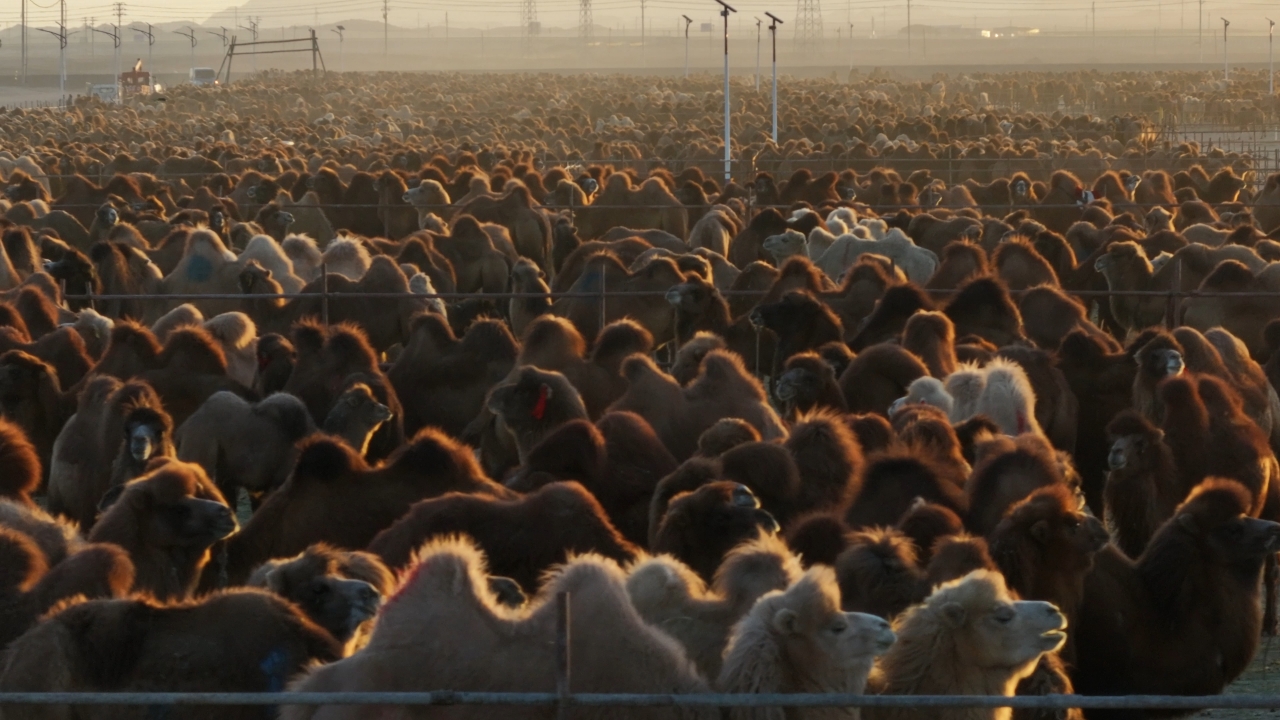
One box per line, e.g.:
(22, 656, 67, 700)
(6, 0, 1280, 36)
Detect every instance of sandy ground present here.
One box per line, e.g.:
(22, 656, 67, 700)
(1195, 637, 1280, 720)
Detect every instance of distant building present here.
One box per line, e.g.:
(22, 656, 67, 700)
(896, 24, 1039, 39)
(988, 26, 1040, 38)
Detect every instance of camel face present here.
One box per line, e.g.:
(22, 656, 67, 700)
(953, 598, 1066, 670)
(1207, 516, 1280, 563)
(828, 611, 897, 670)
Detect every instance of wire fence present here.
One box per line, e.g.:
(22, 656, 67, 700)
(28, 157, 1263, 185)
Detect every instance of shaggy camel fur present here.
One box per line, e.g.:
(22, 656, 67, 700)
(283, 537, 715, 720)
(626, 533, 804, 680)
(869, 570, 1067, 720)
(718, 565, 897, 720)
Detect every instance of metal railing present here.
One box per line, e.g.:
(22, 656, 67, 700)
(0, 692, 1277, 709)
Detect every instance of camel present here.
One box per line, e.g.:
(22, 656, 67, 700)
(718, 565, 896, 720)
(869, 570, 1068, 720)
(283, 537, 716, 720)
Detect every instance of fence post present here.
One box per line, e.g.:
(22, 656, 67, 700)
(555, 591, 571, 720)
(85, 283, 95, 312)
(599, 265, 606, 335)
(320, 262, 330, 328)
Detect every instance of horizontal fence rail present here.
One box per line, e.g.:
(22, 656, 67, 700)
(16, 201, 1266, 211)
(51, 289, 1280, 302)
(0, 692, 1279, 709)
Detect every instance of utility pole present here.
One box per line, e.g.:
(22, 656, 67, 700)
(1269, 18, 1275, 94)
(132, 23, 154, 67)
(755, 17, 761, 90)
(174, 26, 196, 70)
(766, 11, 782, 144)
(332, 26, 345, 72)
(20, 0, 26, 86)
(91, 22, 120, 102)
(238, 19, 259, 72)
(683, 15, 692, 77)
(640, 0, 646, 52)
(1221, 17, 1229, 80)
(715, 0, 737, 185)
(35, 4, 68, 96)
(383, 0, 390, 55)
(906, 0, 911, 56)
(1091, 2, 1095, 50)
(207, 27, 229, 48)
(848, 20, 853, 68)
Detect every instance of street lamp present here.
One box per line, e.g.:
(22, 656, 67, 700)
(131, 23, 154, 68)
(714, 0, 737, 185)
(332, 25, 345, 72)
(35, 23, 69, 97)
(174, 27, 197, 71)
(848, 21, 854, 69)
(755, 17, 761, 91)
(1269, 18, 1275, 94)
(238, 18, 259, 73)
(682, 15, 692, 78)
(1222, 17, 1229, 80)
(90, 24, 121, 102)
(766, 11, 782, 144)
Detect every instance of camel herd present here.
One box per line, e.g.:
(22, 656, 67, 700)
(1, 68, 1280, 719)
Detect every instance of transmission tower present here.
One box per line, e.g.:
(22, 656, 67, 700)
(579, 0, 592, 38)
(522, 0, 540, 53)
(794, 0, 822, 44)
(523, 0, 540, 36)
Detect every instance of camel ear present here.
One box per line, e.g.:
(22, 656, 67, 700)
(940, 602, 967, 629)
(1030, 520, 1050, 544)
(772, 608, 800, 635)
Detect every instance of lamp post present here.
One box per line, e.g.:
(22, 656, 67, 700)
(90, 24, 121, 102)
(714, 0, 738, 185)
(755, 17, 761, 91)
(332, 25, 345, 72)
(238, 19, 259, 72)
(1222, 17, 1229, 80)
(683, 15, 692, 77)
(766, 12, 782, 145)
(34, 23, 68, 96)
(1269, 18, 1275, 94)
(132, 23, 153, 68)
(174, 27, 197, 71)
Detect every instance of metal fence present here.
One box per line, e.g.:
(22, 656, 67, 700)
(1, 691, 1279, 710)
